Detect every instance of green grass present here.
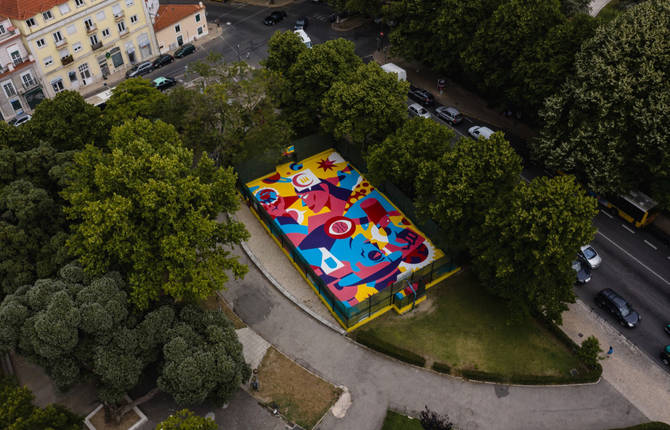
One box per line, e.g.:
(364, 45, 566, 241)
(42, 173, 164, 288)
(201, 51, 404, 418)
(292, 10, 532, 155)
(357, 270, 582, 377)
(381, 410, 424, 430)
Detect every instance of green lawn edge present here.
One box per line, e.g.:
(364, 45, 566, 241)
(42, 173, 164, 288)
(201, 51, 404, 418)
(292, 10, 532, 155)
(381, 410, 424, 430)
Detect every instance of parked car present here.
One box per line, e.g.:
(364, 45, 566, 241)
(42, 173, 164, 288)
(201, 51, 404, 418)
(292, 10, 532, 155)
(665, 323, 670, 335)
(408, 103, 431, 119)
(435, 106, 463, 125)
(294, 16, 309, 30)
(572, 257, 592, 284)
(468, 125, 495, 140)
(125, 61, 153, 78)
(8, 113, 31, 127)
(174, 43, 195, 58)
(152, 76, 177, 91)
(579, 244, 601, 269)
(661, 345, 670, 366)
(152, 54, 174, 68)
(408, 85, 435, 107)
(595, 288, 641, 328)
(264, 10, 287, 25)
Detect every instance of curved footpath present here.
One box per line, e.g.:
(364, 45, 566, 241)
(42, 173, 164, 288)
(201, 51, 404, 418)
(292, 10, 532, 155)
(221, 234, 649, 429)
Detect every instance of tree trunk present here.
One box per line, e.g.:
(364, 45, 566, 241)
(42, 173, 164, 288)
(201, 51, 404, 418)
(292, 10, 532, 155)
(108, 388, 162, 423)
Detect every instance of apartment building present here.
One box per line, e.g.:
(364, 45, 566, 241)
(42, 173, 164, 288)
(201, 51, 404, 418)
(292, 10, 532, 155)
(152, 2, 207, 54)
(0, 16, 45, 121)
(0, 0, 159, 103)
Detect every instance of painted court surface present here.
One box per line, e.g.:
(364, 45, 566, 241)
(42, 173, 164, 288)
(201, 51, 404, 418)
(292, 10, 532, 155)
(246, 149, 444, 310)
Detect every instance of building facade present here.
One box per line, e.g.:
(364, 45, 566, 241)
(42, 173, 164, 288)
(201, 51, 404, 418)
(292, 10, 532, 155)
(0, 16, 45, 121)
(0, 0, 159, 105)
(153, 2, 207, 55)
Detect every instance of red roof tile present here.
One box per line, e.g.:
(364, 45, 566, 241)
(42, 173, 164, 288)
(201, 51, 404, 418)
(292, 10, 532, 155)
(0, 0, 63, 20)
(154, 3, 203, 32)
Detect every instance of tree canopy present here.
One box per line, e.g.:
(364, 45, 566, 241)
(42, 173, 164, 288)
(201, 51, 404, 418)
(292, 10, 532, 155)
(533, 0, 670, 207)
(62, 118, 248, 309)
(157, 409, 217, 430)
(104, 78, 167, 126)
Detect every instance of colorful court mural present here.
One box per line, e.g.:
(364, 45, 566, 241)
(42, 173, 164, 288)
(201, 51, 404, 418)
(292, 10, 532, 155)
(247, 149, 444, 309)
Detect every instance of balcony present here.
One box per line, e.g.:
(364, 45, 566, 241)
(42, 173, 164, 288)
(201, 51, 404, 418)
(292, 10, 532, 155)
(55, 37, 68, 48)
(85, 23, 97, 34)
(20, 78, 41, 93)
(91, 41, 103, 51)
(119, 28, 129, 38)
(114, 11, 124, 21)
(0, 28, 18, 41)
(12, 57, 26, 67)
(60, 55, 74, 66)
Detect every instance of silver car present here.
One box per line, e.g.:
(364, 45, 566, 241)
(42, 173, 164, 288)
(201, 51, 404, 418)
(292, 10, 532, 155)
(435, 106, 463, 125)
(580, 245, 601, 269)
(408, 103, 431, 119)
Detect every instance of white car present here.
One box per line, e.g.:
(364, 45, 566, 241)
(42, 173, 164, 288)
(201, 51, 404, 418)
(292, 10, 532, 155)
(408, 103, 431, 119)
(468, 125, 495, 140)
(9, 114, 31, 127)
(579, 245, 601, 269)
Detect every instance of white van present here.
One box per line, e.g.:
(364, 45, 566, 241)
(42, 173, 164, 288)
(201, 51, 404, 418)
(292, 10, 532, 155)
(294, 29, 312, 48)
(381, 63, 407, 81)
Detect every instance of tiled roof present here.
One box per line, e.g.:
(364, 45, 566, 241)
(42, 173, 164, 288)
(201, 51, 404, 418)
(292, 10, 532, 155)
(0, 0, 63, 20)
(154, 3, 203, 32)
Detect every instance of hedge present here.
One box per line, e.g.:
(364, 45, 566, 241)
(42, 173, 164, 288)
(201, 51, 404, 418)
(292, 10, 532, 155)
(460, 363, 602, 385)
(355, 331, 426, 367)
(431, 361, 451, 375)
(611, 423, 670, 430)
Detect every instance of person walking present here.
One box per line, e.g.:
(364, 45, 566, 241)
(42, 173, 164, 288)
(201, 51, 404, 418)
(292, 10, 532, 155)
(607, 346, 614, 357)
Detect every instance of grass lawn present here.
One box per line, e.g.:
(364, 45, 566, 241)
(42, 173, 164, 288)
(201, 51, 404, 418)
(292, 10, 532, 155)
(255, 347, 341, 429)
(381, 410, 424, 430)
(357, 270, 582, 377)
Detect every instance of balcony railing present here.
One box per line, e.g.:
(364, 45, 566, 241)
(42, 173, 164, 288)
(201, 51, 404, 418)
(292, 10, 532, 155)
(60, 55, 74, 66)
(0, 29, 18, 40)
(114, 11, 124, 21)
(55, 37, 68, 47)
(91, 40, 103, 51)
(21, 77, 41, 92)
(12, 57, 25, 67)
(85, 23, 97, 34)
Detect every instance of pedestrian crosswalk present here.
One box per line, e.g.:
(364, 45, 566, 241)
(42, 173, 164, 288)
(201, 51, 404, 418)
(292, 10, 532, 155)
(312, 13, 329, 22)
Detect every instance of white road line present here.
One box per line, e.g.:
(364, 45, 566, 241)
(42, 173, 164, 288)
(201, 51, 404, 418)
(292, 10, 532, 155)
(621, 224, 635, 234)
(600, 210, 614, 219)
(644, 240, 658, 250)
(597, 231, 670, 286)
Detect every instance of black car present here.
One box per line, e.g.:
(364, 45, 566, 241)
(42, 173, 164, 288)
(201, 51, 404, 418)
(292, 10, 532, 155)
(572, 257, 591, 284)
(294, 16, 309, 30)
(152, 54, 174, 68)
(661, 345, 670, 366)
(408, 85, 435, 107)
(264, 10, 287, 25)
(174, 43, 195, 58)
(595, 288, 641, 328)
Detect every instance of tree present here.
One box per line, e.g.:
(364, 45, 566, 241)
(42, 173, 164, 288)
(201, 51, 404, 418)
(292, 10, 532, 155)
(419, 406, 454, 430)
(577, 335, 602, 369)
(321, 62, 408, 149)
(104, 78, 167, 126)
(0, 265, 249, 424)
(0, 376, 82, 430)
(0, 121, 30, 150)
(472, 175, 597, 323)
(533, 0, 670, 208)
(414, 133, 522, 253)
(365, 117, 454, 195)
(273, 38, 362, 133)
(560, 0, 591, 16)
(263, 30, 308, 75)
(24, 91, 107, 151)
(157, 409, 217, 430)
(344, 0, 383, 16)
(62, 118, 249, 309)
(462, 0, 565, 98)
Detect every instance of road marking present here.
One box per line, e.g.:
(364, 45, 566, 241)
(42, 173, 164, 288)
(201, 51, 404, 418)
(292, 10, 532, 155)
(621, 224, 635, 234)
(644, 240, 658, 250)
(600, 210, 613, 219)
(597, 231, 670, 286)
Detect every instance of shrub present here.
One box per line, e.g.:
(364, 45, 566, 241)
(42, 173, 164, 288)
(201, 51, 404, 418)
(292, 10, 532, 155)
(431, 362, 451, 374)
(355, 331, 426, 367)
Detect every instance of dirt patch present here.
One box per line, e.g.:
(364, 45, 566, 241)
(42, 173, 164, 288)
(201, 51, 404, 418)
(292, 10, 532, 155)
(202, 294, 246, 329)
(88, 407, 141, 430)
(398, 295, 437, 319)
(254, 347, 341, 429)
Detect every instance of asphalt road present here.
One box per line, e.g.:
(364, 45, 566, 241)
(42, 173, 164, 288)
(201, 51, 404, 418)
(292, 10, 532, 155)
(156, 0, 670, 371)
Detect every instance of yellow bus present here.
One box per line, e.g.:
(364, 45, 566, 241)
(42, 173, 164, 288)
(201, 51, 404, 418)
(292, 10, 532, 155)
(599, 190, 659, 228)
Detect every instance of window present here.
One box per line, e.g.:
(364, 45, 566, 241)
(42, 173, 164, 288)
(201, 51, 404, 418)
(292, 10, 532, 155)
(197, 26, 203, 35)
(89, 34, 99, 45)
(174, 24, 180, 33)
(51, 78, 65, 93)
(102, 28, 110, 38)
(66, 25, 76, 35)
(2, 81, 17, 97)
(44, 56, 53, 67)
(195, 13, 201, 22)
(84, 18, 94, 31)
(42, 10, 53, 20)
(21, 73, 35, 88)
(117, 21, 126, 33)
(112, 4, 122, 16)
(53, 31, 63, 43)
(59, 4, 70, 14)
(0, 24, 5, 35)
(73, 42, 82, 52)
(110, 47, 123, 67)
(96, 11, 105, 20)
(26, 18, 36, 28)
(126, 0, 134, 5)
(59, 48, 69, 59)
(130, 15, 138, 24)
(36, 38, 46, 48)
(11, 99, 23, 113)
(78, 63, 91, 79)
(75, 0, 85, 7)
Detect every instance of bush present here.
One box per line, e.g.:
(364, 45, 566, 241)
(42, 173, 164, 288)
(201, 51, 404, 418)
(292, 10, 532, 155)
(459, 364, 602, 385)
(431, 362, 451, 374)
(355, 331, 426, 367)
(611, 423, 670, 430)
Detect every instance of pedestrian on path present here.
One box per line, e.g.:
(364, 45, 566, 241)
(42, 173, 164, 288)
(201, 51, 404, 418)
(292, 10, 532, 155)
(607, 346, 614, 357)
